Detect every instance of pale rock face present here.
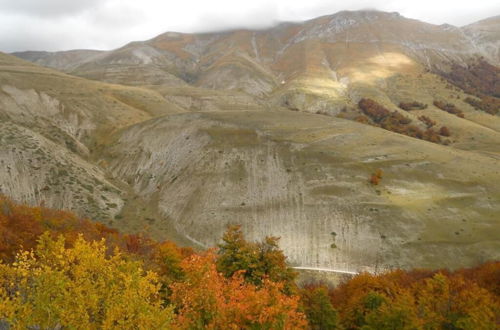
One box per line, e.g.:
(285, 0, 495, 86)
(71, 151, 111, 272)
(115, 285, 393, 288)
(0, 123, 124, 219)
(461, 16, 500, 65)
(1, 86, 95, 151)
(103, 111, 500, 272)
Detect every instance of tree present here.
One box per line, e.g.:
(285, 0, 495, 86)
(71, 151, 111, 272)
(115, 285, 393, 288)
(216, 225, 297, 293)
(0, 233, 173, 329)
(369, 169, 383, 185)
(300, 284, 340, 329)
(414, 273, 498, 330)
(170, 252, 307, 329)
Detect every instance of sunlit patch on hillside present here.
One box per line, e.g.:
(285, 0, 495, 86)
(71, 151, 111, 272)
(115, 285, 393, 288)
(287, 76, 347, 98)
(383, 181, 473, 209)
(348, 52, 417, 84)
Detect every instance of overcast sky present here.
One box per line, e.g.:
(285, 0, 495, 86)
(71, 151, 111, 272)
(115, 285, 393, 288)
(0, 0, 498, 52)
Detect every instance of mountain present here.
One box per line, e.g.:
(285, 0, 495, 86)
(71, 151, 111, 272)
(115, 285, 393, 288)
(462, 15, 500, 65)
(4, 10, 500, 273)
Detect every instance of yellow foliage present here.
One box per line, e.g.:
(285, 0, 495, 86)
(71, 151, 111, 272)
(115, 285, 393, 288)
(0, 233, 173, 329)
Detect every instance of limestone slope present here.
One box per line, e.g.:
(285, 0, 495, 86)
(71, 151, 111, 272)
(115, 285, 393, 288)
(0, 53, 184, 221)
(101, 110, 500, 271)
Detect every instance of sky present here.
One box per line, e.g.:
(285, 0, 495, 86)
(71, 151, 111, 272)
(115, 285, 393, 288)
(0, 0, 498, 52)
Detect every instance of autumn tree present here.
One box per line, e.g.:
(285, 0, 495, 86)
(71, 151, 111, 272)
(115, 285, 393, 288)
(369, 169, 383, 185)
(170, 252, 307, 329)
(300, 284, 340, 329)
(414, 273, 498, 329)
(0, 233, 173, 329)
(216, 225, 297, 293)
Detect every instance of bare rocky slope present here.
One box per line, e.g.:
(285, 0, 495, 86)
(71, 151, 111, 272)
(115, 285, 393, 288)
(3, 10, 500, 272)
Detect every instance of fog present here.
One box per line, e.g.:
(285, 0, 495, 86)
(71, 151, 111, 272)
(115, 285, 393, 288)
(0, 0, 498, 52)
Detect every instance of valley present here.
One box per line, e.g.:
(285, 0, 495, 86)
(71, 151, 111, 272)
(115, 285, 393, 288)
(1, 10, 499, 274)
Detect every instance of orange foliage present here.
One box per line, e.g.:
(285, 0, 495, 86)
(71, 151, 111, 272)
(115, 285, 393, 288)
(325, 266, 500, 329)
(369, 169, 383, 185)
(0, 196, 306, 328)
(170, 252, 308, 329)
(354, 114, 371, 124)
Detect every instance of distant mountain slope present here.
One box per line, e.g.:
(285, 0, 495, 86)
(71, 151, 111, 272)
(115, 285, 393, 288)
(13, 11, 500, 89)
(12, 11, 499, 118)
(462, 15, 500, 65)
(11, 49, 104, 71)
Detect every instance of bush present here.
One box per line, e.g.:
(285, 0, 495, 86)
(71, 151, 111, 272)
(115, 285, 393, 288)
(369, 169, 383, 185)
(433, 100, 465, 118)
(399, 101, 428, 111)
(423, 128, 442, 144)
(418, 115, 436, 128)
(439, 126, 451, 137)
(354, 114, 371, 124)
(358, 98, 390, 122)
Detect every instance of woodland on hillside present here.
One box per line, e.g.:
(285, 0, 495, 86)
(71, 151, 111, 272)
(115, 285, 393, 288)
(0, 196, 498, 329)
(436, 59, 500, 115)
(358, 98, 448, 144)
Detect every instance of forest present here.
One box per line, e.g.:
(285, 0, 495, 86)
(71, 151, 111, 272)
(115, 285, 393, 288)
(436, 59, 500, 115)
(358, 99, 448, 144)
(0, 195, 498, 329)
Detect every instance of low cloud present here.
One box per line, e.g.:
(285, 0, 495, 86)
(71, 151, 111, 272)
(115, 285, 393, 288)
(0, 0, 101, 18)
(0, 0, 498, 52)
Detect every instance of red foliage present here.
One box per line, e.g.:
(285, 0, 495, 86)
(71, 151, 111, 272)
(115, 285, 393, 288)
(358, 98, 445, 144)
(433, 100, 465, 118)
(439, 126, 451, 137)
(399, 101, 428, 111)
(437, 59, 500, 98)
(418, 115, 436, 128)
(0, 195, 182, 277)
(359, 98, 391, 122)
